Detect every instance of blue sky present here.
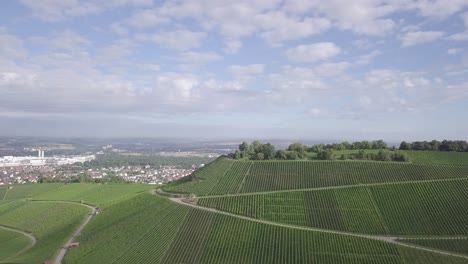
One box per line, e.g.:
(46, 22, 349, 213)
(0, 0, 467, 141)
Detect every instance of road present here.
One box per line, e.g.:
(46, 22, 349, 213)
(0, 224, 37, 262)
(52, 202, 97, 264)
(168, 197, 468, 260)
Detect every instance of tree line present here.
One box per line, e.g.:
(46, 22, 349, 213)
(228, 141, 409, 162)
(399, 140, 468, 152)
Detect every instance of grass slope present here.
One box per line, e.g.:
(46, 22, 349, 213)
(4, 184, 63, 200)
(0, 201, 89, 263)
(158, 207, 467, 264)
(403, 150, 468, 166)
(401, 238, 468, 256)
(64, 192, 189, 264)
(0, 228, 31, 262)
(165, 159, 468, 195)
(31, 184, 153, 208)
(199, 179, 468, 236)
(163, 157, 234, 195)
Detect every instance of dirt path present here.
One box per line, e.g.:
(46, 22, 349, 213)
(199, 177, 468, 198)
(168, 197, 468, 260)
(52, 202, 97, 264)
(0, 224, 37, 262)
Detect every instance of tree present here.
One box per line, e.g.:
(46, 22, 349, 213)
(317, 149, 335, 160)
(275, 150, 288, 160)
(239, 142, 249, 152)
(255, 152, 265, 160)
(287, 143, 307, 158)
(399, 141, 412, 150)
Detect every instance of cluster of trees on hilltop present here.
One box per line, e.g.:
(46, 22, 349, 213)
(310, 140, 388, 151)
(399, 140, 468, 152)
(228, 141, 409, 162)
(338, 149, 410, 162)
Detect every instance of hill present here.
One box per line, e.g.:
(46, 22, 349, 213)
(1, 153, 468, 263)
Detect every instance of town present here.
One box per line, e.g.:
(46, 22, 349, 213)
(0, 150, 203, 185)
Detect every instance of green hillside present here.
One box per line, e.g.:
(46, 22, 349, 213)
(0, 228, 32, 262)
(403, 150, 468, 166)
(1, 153, 468, 263)
(198, 178, 468, 235)
(164, 158, 468, 195)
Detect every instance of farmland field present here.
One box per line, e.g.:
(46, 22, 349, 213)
(0, 200, 89, 263)
(198, 178, 468, 235)
(402, 150, 468, 166)
(2, 154, 468, 263)
(31, 183, 153, 207)
(0, 228, 32, 262)
(164, 158, 468, 195)
(401, 238, 468, 255)
(65, 192, 189, 264)
(3, 183, 63, 200)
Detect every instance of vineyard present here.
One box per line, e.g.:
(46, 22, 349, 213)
(400, 238, 468, 255)
(0, 228, 31, 262)
(0, 200, 89, 263)
(198, 178, 468, 236)
(2, 154, 468, 263)
(65, 192, 189, 263)
(163, 157, 234, 195)
(163, 158, 468, 195)
(30, 183, 153, 207)
(402, 150, 468, 166)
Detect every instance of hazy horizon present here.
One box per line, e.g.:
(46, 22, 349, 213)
(1, 1, 467, 139)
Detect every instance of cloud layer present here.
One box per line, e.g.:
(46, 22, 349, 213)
(0, 0, 467, 139)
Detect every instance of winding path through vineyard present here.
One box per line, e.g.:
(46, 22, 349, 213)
(43, 201, 98, 264)
(166, 192, 468, 261)
(199, 176, 468, 198)
(0, 224, 37, 262)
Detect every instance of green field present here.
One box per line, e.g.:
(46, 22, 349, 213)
(403, 150, 468, 166)
(401, 238, 468, 255)
(0, 200, 89, 263)
(65, 192, 189, 264)
(0, 228, 32, 262)
(31, 183, 153, 207)
(164, 158, 468, 195)
(199, 179, 468, 235)
(2, 154, 468, 263)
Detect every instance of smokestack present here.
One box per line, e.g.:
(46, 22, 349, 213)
(38, 149, 41, 158)
(42, 150, 45, 159)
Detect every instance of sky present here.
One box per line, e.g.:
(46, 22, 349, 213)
(0, 0, 467, 141)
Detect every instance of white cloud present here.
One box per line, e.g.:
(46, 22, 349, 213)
(49, 30, 91, 51)
(228, 64, 264, 82)
(0, 34, 27, 59)
(229, 64, 264, 76)
(286, 42, 341, 63)
(257, 13, 331, 44)
(177, 51, 223, 71)
(447, 48, 462, 55)
(313, 62, 351, 76)
(125, 8, 170, 28)
(19, 0, 153, 22)
(284, 0, 398, 36)
(99, 38, 137, 61)
(409, 0, 468, 18)
(135, 30, 206, 50)
(19, 0, 100, 21)
(401, 31, 444, 47)
(224, 40, 242, 54)
(448, 31, 468, 41)
(111, 22, 129, 36)
(462, 12, 468, 26)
